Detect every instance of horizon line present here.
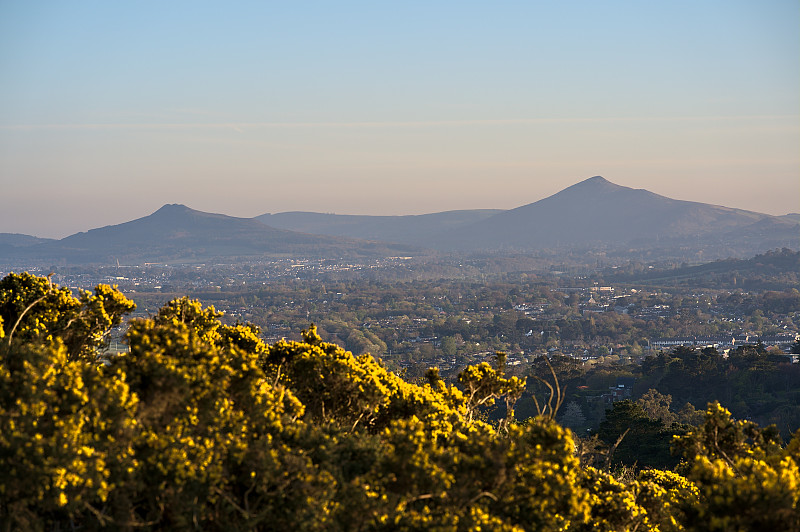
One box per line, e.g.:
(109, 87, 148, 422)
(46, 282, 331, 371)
(2, 114, 798, 131)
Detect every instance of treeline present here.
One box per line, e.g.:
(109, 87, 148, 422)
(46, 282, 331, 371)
(605, 248, 800, 290)
(1, 273, 798, 530)
(512, 341, 800, 457)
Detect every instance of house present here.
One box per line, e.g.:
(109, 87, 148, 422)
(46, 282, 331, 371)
(601, 377, 635, 403)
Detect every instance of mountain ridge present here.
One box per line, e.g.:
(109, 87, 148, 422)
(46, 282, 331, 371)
(1, 176, 797, 265)
(3, 204, 418, 264)
(430, 176, 795, 252)
(256, 209, 503, 245)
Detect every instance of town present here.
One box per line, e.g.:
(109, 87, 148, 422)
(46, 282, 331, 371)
(7, 251, 797, 377)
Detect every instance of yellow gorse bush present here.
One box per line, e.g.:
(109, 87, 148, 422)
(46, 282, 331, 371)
(1, 273, 798, 531)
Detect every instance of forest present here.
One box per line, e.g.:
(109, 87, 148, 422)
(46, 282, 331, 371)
(0, 272, 798, 530)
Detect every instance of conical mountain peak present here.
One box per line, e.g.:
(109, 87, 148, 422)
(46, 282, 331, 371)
(152, 203, 193, 215)
(4, 176, 793, 265)
(584, 175, 609, 183)
(17, 203, 412, 263)
(433, 175, 793, 253)
(565, 175, 622, 191)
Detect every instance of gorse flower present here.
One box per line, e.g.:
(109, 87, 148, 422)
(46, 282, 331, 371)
(0, 273, 797, 531)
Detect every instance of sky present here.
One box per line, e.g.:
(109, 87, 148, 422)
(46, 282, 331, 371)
(1, 1, 798, 238)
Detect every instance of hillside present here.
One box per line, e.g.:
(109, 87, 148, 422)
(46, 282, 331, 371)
(257, 177, 798, 259)
(605, 248, 800, 289)
(432, 176, 798, 256)
(256, 209, 503, 244)
(0, 233, 55, 247)
(2, 204, 417, 264)
(0, 233, 57, 262)
(2, 177, 796, 265)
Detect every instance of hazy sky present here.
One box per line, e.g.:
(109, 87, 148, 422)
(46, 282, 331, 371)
(1, 1, 798, 238)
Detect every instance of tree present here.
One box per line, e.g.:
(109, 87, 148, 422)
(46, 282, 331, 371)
(440, 335, 457, 356)
(560, 401, 588, 433)
(598, 400, 686, 470)
(637, 389, 677, 424)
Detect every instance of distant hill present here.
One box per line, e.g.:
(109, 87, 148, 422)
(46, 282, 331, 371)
(432, 176, 799, 256)
(605, 248, 800, 290)
(256, 209, 503, 244)
(2, 177, 796, 265)
(1, 205, 417, 265)
(257, 176, 797, 258)
(0, 233, 56, 260)
(0, 233, 54, 247)
(781, 213, 800, 224)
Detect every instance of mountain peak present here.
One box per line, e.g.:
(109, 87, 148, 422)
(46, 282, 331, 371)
(149, 204, 201, 222)
(153, 203, 192, 214)
(585, 175, 609, 183)
(554, 175, 625, 197)
(575, 175, 615, 187)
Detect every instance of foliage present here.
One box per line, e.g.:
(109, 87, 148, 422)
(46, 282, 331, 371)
(637, 344, 800, 439)
(1, 272, 799, 530)
(598, 400, 689, 471)
(0, 271, 136, 361)
(0, 340, 137, 528)
(674, 402, 800, 530)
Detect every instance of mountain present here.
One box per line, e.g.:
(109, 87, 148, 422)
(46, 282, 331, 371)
(2, 204, 417, 264)
(0, 233, 55, 257)
(2, 178, 796, 265)
(256, 177, 798, 257)
(255, 209, 503, 244)
(0, 233, 56, 260)
(0, 233, 55, 247)
(432, 176, 799, 255)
